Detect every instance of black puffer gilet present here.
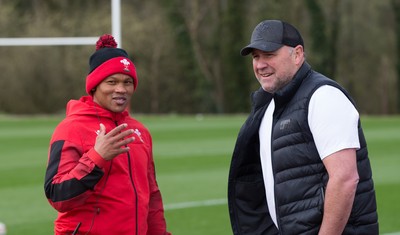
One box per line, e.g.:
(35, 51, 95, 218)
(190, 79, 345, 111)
(228, 62, 378, 235)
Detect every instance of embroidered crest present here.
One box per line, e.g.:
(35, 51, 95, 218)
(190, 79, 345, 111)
(133, 128, 144, 143)
(120, 58, 130, 72)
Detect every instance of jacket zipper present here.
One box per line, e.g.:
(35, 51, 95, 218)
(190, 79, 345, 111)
(115, 120, 139, 235)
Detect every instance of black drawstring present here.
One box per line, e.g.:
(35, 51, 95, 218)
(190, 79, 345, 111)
(71, 222, 81, 235)
(115, 120, 139, 235)
(127, 151, 139, 235)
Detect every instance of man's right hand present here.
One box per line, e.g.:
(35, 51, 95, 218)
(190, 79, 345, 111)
(94, 123, 135, 160)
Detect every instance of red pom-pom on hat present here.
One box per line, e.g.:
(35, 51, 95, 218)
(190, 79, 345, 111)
(95, 34, 117, 50)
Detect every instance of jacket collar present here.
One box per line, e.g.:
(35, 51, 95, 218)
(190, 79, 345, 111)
(274, 62, 312, 108)
(66, 96, 129, 123)
(251, 62, 312, 111)
(251, 88, 273, 111)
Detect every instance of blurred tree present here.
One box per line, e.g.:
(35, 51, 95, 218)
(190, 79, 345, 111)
(162, 0, 232, 113)
(0, 0, 398, 114)
(335, 0, 397, 114)
(0, 0, 110, 114)
(392, 0, 400, 112)
(220, 0, 249, 113)
(159, 0, 205, 113)
(304, 0, 333, 77)
(122, 1, 183, 113)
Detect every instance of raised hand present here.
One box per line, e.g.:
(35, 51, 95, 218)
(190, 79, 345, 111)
(94, 123, 135, 160)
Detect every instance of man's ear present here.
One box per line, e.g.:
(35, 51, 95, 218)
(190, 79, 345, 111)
(294, 45, 304, 64)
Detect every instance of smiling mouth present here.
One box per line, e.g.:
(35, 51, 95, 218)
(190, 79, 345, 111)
(113, 97, 127, 105)
(259, 73, 273, 77)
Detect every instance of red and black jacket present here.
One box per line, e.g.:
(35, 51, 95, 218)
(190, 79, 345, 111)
(45, 96, 170, 235)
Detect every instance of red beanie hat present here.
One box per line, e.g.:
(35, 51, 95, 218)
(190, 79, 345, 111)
(86, 34, 138, 95)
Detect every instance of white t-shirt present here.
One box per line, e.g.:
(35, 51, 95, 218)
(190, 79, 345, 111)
(259, 85, 360, 228)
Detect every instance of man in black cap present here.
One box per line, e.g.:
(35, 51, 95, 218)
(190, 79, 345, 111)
(227, 20, 378, 234)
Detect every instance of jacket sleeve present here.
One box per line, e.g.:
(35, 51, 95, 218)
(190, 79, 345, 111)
(145, 138, 171, 235)
(44, 139, 107, 212)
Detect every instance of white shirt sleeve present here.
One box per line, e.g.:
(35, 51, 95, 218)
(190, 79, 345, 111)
(308, 85, 360, 160)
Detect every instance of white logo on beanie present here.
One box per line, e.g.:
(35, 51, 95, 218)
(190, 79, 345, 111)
(120, 58, 130, 72)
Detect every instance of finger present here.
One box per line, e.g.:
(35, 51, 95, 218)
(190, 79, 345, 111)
(114, 146, 131, 155)
(114, 129, 134, 140)
(99, 123, 106, 135)
(114, 137, 135, 147)
(108, 128, 133, 141)
(110, 131, 135, 147)
(107, 123, 128, 136)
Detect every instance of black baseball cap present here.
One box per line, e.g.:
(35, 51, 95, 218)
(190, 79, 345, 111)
(240, 20, 304, 56)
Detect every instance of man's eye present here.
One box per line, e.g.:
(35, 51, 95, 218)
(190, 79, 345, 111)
(106, 80, 116, 85)
(124, 80, 134, 85)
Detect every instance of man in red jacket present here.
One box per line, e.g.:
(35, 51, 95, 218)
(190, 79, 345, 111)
(44, 34, 171, 235)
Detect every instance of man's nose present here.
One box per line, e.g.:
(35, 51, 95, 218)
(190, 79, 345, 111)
(256, 60, 268, 69)
(115, 83, 127, 93)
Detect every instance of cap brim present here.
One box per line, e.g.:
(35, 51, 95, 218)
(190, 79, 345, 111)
(240, 42, 283, 56)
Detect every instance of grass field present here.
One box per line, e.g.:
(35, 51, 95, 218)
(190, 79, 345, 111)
(0, 114, 399, 234)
